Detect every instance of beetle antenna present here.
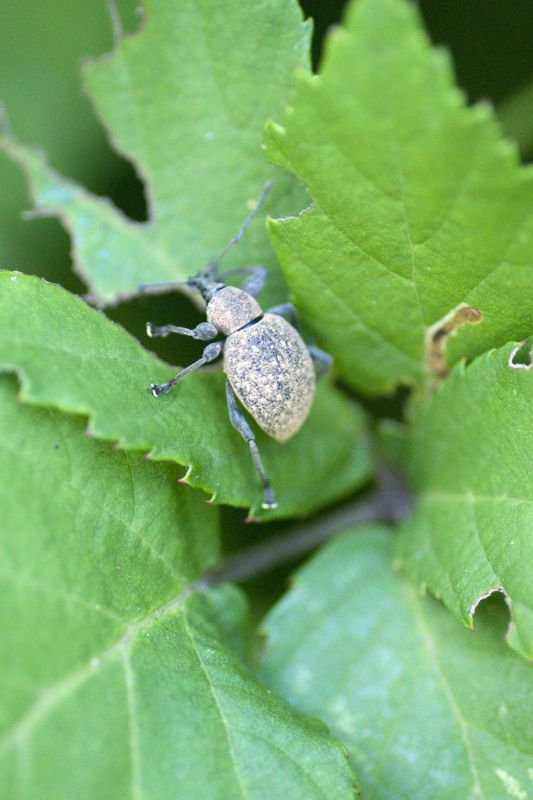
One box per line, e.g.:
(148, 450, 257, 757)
(138, 182, 272, 295)
(206, 181, 272, 276)
(138, 280, 188, 294)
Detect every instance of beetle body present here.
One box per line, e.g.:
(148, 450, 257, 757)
(205, 285, 316, 441)
(144, 183, 331, 509)
(223, 311, 315, 441)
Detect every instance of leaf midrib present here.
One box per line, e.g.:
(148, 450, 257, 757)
(402, 583, 486, 800)
(0, 583, 198, 757)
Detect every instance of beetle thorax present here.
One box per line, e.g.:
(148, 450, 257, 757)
(206, 286, 262, 335)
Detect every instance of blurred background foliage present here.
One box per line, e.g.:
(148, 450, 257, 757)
(1, 0, 531, 614)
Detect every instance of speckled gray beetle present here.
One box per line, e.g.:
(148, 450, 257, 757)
(140, 183, 331, 510)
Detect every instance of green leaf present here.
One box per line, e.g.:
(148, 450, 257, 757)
(0, 272, 370, 519)
(0, 378, 357, 799)
(0, 0, 311, 306)
(0, 0, 134, 289)
(266, 0, 533, 394)
(396, 342, 533, 659)
(261, 527, 533, 800)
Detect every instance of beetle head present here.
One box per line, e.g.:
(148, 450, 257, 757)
(187, 271, 225, 302)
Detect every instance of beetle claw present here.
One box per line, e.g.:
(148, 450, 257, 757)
(261, 485, 278, 510)
(148, 383, 167, 397)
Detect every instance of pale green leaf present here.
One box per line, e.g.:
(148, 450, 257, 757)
(0, 0, 311, 306)
(396, 342, 533, 659)
(0, 271, 370, 519)
(261, 527, 533, 800)
(266, 0, 533, 393)
(0, 378, 357, 799)
(0, 0, 136, 288)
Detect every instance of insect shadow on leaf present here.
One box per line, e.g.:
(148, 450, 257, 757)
(139, 183, 332, 510)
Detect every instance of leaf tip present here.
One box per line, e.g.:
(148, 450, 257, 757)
(264, 119, 286, 143)
(178, 465, 193, 484)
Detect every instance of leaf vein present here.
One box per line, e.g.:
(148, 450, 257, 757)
(181, 606, 251, 799)
(122, 649, 143, 800)
(403, 585, 486, 800)
(0, 583, 197, 754)
(293, 244, 423, 369)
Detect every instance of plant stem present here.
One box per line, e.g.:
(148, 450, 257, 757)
(206, 467, 411, 585)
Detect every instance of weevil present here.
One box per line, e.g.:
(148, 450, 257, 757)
(140, 183, 331, 510)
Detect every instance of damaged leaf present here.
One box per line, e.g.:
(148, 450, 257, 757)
(396, 342, 533, 659)
(266, 0, 533, 393)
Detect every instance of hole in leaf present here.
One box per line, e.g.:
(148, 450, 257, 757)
(90, 156, 148, 223)
(469, 588, 512, 643)
(508, 339, 533, 369)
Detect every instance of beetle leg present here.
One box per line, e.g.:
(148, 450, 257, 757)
(148, 341, 223, 397)
(225, 381, 278, 510)
(138, 280, 186, 294)
(240, 266, 267, 296)
(267, 302, 299, 327)
(146, 321, 218, 341)
(308, 344, 333, 379)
